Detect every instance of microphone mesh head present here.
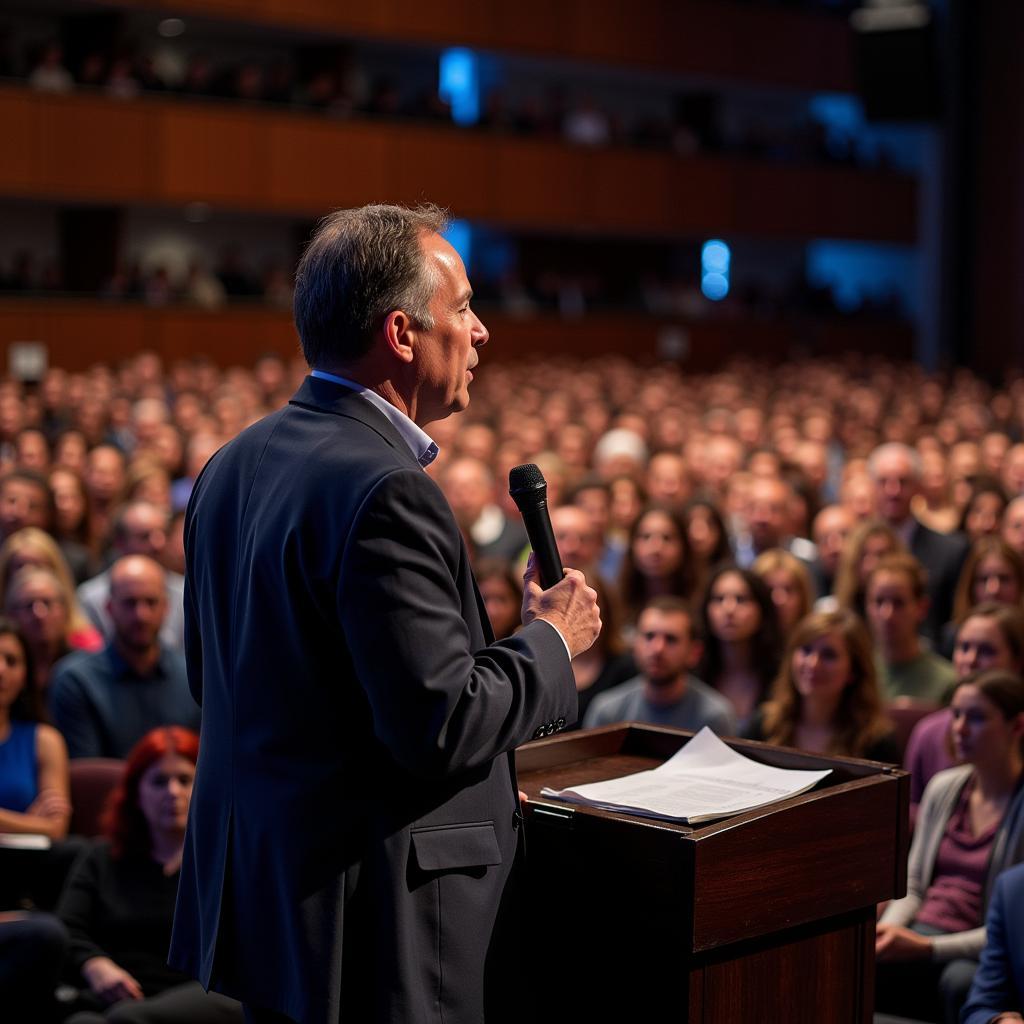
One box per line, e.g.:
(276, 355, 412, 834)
(509, 463, 546, 493)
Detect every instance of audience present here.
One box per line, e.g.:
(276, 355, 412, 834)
(49, 556, 198, 759)
(697, 564, 782, 731)
(582, 595, 735, 734)
(743, 608, 898, 761)
(55, 726, 243, 1022)
(960, 861, 1024, 1024)
(0, 347, 1020, 1017)
(875, 670, 1024, 1024)
(865, 553, 958, 703)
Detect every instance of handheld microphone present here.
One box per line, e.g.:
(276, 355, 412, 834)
(508, 463, 563, 589)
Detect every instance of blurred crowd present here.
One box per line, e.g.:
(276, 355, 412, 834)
(2, 30, 895, 170)
(0, 348, 1022, 1020)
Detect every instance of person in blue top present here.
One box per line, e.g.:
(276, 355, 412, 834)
(0, 616, 70, 841)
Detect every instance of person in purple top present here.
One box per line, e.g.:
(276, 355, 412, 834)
(876, 670, 1024, 1024)
(904, 604, 1024, 823)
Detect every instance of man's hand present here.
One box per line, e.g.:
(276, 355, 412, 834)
(875, 923, 932, 962)
(522, 555, 601, 658)
(82, 956, 144, 1005)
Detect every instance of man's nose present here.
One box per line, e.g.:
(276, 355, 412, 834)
(472, 312, 489, 346)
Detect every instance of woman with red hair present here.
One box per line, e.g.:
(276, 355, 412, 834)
(57, 727, 242, 1023)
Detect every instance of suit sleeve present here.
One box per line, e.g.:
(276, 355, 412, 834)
(338, 467, 576, 778)
(961, 873, 1017, 1024)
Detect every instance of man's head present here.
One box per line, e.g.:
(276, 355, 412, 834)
(293, 204, 488, 425)
(645, 452, 690, 510)
(746, 476, 791, 552)
(111, 501, 170, 559)
(812, 504, 854, 579)
(440, 457, 494, 532)
(550, 504, 600, 571)
(633, 596, 700, 689)
(107, 555, 167, 654)
(0, 470, 53, 539)
(868, 443, 922, 527)
(85, 444, 127, 507)
(1003, 496, 1024, 557)
(865, 553, 929, 656)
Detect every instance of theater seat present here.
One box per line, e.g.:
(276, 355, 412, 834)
(68, 759, 124, 837)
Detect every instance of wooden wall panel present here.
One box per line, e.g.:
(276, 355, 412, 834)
(0, 90, 916, 242)
(111, 0, 854, 91)
(0, 299, 914, 374)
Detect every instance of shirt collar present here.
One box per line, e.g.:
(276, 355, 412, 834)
(310, 369, 439, 468)
(106, 643, 170, 681)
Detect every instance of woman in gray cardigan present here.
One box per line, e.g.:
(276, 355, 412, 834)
(875, 669, 1024, 1024)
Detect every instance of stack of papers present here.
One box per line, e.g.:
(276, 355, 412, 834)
(539, 727, 831, 824)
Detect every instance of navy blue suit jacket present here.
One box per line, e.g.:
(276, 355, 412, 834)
(961, 862, 1024, 1024)
(169, 377, 576, 1023)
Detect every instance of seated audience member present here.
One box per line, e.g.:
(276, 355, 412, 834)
(833, 519, 906, 620)
(734, 475, 817, 570)
(440, 456, 527, 562)
(912, 448, 960, 536)
(6, 566, 101, 695)
(1002, 495, 1024, 560)
(550, 503, 602, 575)
(905, 604, 1024, 819)
(475, 558, 523, 641)
(56, 726, 243, 1023)
(697, 564, 782, 731)
(0, 910, 68, 1022)
(569, 477, 623, 580)
(683, 496, 732, 576)
(961, 861, 1024, 1024)
(0, 528, 103, 651)
(572, 572, 635, 726)
(49, 468, 96, 582)
(810, 504, 854, 600)
(866, 553, 958, 702)
(583, 595, 735, 735)
(618, 504, 698, 624)
(876, 670, 1024, 1024)
(869, 442, 969, 644)
(0, 617, 70, 840)
(945, 538, 1024, 655)
(50, 556, 198, 759)
(959, 476, 1010, 545)
(752, 548, 814, 641)
(645, 451, 690, 511)
(77, 501, 185, 650)
(744, 609, 899, 762)
(83, 445, 127, 558)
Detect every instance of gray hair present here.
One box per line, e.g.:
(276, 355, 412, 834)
(867, 442, 923, 481)
(293, 203, 449, 367)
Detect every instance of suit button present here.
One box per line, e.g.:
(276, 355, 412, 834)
(532, 727, 544, 740)
(556, 718, 566, 730)
(545, 722, 555, 736)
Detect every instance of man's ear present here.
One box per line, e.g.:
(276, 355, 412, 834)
(383, 310, 416, 364)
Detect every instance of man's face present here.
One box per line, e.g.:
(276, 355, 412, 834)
(412, 234, 488, 426)
(633, 608, 694, 687)
(812, 506, 853, 577)
(866, 571, 925, 650)
(0, 479, 49, 537)
(1003, 498, 1024, 556)
(108, 564, 167, 651)
(873, 451, 917, 525)
(747, 479, 788, 549)
(86, 448, 126, 502)
(646, 454, 689, 509)
(550, 505, 599, 570)
(117, 507, 168, 558)
(441, 460, 492, 529)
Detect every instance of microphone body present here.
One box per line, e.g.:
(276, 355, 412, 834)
(508, 464, 563, 589)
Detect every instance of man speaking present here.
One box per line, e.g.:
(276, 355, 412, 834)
(169, 204, 601, 1024)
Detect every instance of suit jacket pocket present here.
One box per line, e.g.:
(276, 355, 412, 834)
(410, 822, 502, 872)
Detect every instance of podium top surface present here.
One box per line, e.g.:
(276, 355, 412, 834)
(516, 723, 910, 950)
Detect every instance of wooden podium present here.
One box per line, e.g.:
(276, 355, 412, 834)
(515, 724, 909, 1022)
